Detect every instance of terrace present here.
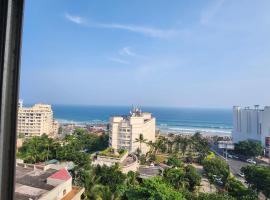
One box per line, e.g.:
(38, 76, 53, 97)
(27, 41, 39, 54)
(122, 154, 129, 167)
(98, 147, 128, 159)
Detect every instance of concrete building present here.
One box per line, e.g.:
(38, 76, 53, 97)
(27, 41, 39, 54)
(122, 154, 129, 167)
(92, 148, 139, 173)
(15, 165, 84, 200)
(17, 102, 59, 137)
(232, 105, 270, 155)
(109, 107, 156, 154)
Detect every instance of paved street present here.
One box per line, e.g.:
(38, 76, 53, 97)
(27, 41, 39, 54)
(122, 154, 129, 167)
(227, 158, 248, 176)
(211, 145, 248, 178)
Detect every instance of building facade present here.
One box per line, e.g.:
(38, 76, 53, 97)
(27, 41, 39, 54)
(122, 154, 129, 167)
(232, 105, 270, 155)
(109, 108, 156, 154)
(17, 102, 59, 137)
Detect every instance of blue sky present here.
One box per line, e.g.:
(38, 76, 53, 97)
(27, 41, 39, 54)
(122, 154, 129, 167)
(20, 0, 270, 108)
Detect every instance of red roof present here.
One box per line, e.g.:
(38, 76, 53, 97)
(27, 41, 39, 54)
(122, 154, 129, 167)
(49, 168, 71, 181)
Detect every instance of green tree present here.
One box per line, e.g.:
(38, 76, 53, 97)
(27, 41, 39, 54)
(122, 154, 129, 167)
(191, 132, 210, 161)
(202, 155, 230, 184)
(135, 134, 147, 154)
(125, 177, 185, 200)
(94, 164, 127, 193)
(184, 165, 201, 192)
(163, 168, 188, 190)
(17, 135, 57, 163)
(226, 177, 258, 200)
(91, 184, 120, 200)
(179, 137, 190, 156)
(241, 165, 270, 198)
(125, 171, 139, 186)
(167, 156, 183, 167)
(234, 140, 263, 158)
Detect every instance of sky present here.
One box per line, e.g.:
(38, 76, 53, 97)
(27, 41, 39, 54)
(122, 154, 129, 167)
(20, 0, 270, 108)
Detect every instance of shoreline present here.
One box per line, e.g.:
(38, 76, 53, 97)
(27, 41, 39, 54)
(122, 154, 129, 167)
(57, 119, 232, 137)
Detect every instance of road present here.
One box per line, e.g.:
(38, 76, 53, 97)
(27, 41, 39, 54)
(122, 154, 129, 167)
(211, 145, 267, 199)
(211, 145, 248, 179)
(227, 158, 248, 175)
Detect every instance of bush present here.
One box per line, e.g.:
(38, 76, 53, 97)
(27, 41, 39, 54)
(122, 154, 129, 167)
(167, 156, 183, 167)
(125, 177, 185, 200)
(202, 156, 230, 184)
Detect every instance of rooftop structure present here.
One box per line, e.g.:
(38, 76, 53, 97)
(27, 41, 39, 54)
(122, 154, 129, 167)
(109, 107, 156, 154)
(92, 148, 139, 173)
(17, 102, 59, 137)
(138, 166, 163, 179)
(15, 165, 84, 200)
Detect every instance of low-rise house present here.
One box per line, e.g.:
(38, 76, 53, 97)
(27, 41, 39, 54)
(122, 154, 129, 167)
(15, 165, 84, 200)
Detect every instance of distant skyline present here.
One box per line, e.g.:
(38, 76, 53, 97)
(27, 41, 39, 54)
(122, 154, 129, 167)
(20, 0, 270, 108)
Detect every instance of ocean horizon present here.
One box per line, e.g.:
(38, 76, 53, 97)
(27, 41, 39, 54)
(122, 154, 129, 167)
(50, 105, 233, 136)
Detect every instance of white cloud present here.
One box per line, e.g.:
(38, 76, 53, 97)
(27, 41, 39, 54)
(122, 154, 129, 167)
(119, 47, 137, 57)
(64, 12, 180, 38)
(99, 23, 179, 38)
(200, 0, 225, 25)
(108, 57, 130, 65)
(65, 13, 86, 25)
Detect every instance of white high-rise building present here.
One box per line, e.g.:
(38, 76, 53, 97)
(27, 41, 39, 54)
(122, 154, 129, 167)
(17, 102, 59, 137)
(109, 108, 156, 154)
(232, 105, 270, 155)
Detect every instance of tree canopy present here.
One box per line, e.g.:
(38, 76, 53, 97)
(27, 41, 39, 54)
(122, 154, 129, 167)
(17, 129, 108, 165)
(234, 140, 263, 158)
(241, 165, 270, 198)
(125, 177, 185, 200)
(202, 154, 230, 184)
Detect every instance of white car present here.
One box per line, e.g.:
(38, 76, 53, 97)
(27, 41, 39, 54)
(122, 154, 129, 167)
(237, 172, 245, 178)
(246, 159, 256, 164)
(227, 154, 233, 158)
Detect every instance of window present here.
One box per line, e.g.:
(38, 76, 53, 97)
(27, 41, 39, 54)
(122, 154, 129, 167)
(63, 189, 67, 196)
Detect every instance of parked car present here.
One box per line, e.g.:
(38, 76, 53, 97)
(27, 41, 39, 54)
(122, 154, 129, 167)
(232, 155, 239, 159)
(213, 175, 223, 185)
(237, 172, 245, 178)
(227, 154, 233, 158)
(246, 159, 256, 164)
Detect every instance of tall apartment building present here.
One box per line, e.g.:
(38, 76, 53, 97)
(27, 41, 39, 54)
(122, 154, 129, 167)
(109, 108, 156, 154)
(232, 105, 270, 155)
(17, 102, 59, 137)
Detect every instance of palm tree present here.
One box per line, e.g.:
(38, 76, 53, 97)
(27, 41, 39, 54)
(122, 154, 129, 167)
(154, 139, 163, 155)
(167, 139, 175, 154)
(173, 135, 182, 153)
(91, 184, 120, 200)
(146, 141, 155, 159)
(125, 171, 139, 186)
(180, 137, 190, 156)
(43, 138, 54, 161)
(27, 137, 39, 163)
(134, 134, 147, 154)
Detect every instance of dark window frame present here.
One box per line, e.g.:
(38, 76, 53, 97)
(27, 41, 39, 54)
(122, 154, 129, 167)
(0, 0, 24, 199)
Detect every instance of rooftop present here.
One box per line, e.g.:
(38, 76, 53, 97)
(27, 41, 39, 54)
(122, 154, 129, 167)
(61, 186, 85, 200)
(99, 147, 127, 158)
(15, 166, 57, 199)
(121, 154, 137, 167)
(138, 166, 163, 179)
(48, 168, 71, 181)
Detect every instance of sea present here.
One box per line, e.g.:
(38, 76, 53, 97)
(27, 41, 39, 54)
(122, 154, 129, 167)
(52, 105, 232, 136)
